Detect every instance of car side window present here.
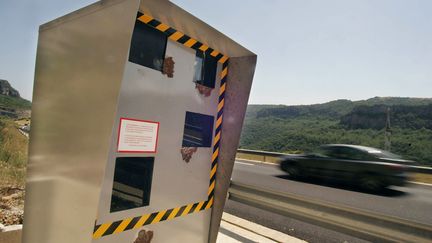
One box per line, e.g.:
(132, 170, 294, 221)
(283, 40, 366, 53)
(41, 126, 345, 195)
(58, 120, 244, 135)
(333, 147, 353, 159)
(321, 147, 339, 158)
(336, 148, 371, 160)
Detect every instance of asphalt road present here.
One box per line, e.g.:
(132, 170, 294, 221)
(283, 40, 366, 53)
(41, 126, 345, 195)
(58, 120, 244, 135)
(224, 160, 432, 243)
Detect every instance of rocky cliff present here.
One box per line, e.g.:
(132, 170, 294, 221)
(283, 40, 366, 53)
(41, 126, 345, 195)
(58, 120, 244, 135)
(0, 80, 20, 98)
(0, 80, 31, 118)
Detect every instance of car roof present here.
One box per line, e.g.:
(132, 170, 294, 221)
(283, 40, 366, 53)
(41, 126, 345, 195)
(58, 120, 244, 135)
(321, 144, 382, 153)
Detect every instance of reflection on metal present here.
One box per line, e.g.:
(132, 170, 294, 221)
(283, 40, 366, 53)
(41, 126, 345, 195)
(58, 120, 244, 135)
(194, 54, 204, 84)
(229, 181, 432, 243)
(110, 157, 154, 213)
(182, 112, 214, 147)
(129, 16, 167, 72)
(112, 182, 142, 205)
(194, 50, 217, 90)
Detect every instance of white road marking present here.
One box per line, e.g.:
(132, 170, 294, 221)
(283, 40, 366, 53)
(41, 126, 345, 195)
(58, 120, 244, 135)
(236, 158, 279, 166)
(409, 181, 432, 187)
(220, 213, 307, 243)
(235, 161, 255, 166)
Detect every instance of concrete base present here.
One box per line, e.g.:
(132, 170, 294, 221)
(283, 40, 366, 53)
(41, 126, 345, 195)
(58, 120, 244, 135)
(0, 214, 307, 243)
(0, 224, 22, 243)
(218, 213, 306, 243)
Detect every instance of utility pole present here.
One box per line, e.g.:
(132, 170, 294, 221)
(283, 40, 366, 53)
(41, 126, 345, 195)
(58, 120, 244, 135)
(384, 107, 391, 151)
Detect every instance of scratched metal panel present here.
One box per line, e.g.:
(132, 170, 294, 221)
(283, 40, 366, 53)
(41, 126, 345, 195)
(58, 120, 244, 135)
(93, 36, 222, 242)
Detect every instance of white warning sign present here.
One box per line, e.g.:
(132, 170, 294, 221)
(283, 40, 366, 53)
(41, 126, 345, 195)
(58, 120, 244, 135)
(117, 118, 159, 153)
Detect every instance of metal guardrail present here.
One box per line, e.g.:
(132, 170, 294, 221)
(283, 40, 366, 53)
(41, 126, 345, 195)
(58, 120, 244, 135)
(237, 149, 432, 174)
(237, 149, 287, 157)
(228, 181, 432, 243)
(407, 165, 432, 174)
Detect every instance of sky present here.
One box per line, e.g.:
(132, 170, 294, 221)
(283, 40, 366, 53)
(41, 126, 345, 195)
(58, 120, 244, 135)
(0, 0, 431, 105)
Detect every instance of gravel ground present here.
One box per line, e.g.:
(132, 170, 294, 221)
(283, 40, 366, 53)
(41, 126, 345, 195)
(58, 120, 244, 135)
(0, 186, 24, 226)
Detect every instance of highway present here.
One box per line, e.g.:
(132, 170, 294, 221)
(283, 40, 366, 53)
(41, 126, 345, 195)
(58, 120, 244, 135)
(224, 160, 432, 243)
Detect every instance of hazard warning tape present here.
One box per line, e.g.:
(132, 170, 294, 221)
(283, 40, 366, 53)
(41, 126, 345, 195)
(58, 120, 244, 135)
(93, 198, 214, 239)
(93, 12, 229, 239)
(208, 60, 228, 199)
(136, 12, 229, 64)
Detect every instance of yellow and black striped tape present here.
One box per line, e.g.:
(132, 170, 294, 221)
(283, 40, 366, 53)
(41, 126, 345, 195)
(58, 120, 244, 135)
(93, 198, 214, 239)
(93, 12, 229, 239)
(136, 12, 229, 64)
(208, 59, 228, 200)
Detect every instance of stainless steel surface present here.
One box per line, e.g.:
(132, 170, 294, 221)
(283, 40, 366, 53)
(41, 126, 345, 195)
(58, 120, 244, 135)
(228, 181, 432, 243)
(25, 0, 256, 242)
(23, 1, 140, 242)
(209, 56, 257, 243)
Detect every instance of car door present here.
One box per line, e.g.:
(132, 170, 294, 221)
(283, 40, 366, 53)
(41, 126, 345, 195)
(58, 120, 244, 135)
(326, 147, 373, 181)
(302, 147, 343, 179)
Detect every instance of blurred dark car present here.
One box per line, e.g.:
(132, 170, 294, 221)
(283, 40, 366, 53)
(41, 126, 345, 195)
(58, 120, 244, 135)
(279, 144, 413, 191)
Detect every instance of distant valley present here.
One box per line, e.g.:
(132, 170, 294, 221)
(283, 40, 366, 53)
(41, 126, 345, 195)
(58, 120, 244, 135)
(240, 97, 432, 165)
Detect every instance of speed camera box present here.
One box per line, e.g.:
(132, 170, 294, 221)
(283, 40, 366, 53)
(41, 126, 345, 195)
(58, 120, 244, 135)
(23, 0, 256, 242)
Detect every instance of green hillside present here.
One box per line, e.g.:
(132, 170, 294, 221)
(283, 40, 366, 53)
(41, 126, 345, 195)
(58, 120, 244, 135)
(240, 97, 432, 165)
(0, 79, 31, 110)
(0, 95, 31, 110)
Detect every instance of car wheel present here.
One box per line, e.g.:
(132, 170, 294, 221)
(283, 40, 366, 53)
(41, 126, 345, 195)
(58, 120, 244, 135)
(359, 175, 383, 192)
(284, 164, 301, 179)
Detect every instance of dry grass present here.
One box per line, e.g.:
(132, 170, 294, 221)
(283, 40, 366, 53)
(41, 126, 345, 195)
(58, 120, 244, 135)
(14, 118, 31, 127)
(0, 161, 26, 188)
(0, 118, 28, 187)
(0, 118, 27, 226)
(411, 173, 432, 184)
(236, 152, 280, 164)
